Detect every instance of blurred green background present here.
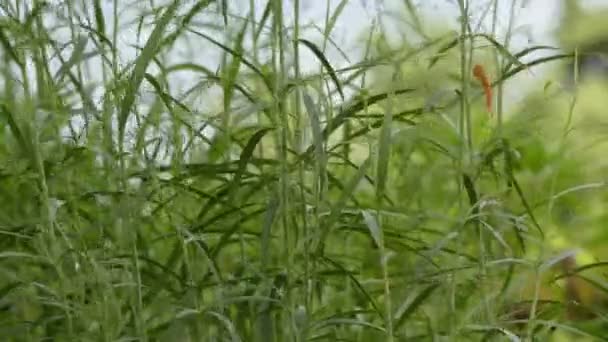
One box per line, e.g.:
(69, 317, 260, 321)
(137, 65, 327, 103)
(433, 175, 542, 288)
(0, 0, 607, 341)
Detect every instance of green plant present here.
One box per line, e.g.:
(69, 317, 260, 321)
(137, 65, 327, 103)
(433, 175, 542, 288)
(0, 0, 607, 341)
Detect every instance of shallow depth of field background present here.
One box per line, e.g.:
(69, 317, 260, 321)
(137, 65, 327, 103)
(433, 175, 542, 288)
(1, 0, 608, 341)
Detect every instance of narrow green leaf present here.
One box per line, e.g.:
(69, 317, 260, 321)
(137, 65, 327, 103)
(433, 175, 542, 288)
(221, 0, 228, 26)
(502, 138, 543, 238)
(0, 104, 29, 155)
(462, 173, 478, 207)
(301, 88, 416, 159)
(205, 311, 242, 342)
(428, 35, 459, 69)
(465, 324, 521, 342)
(298, 38, 344, 99)
(303, 91, 327, 193)
(187, 29, 271, 91)
(312, 318, 386, 333)
(162, 0, 214, 47)
(361, 210, 383, 248)
(321, 257, 384, 318)
(0, 251, 42, 260)
(166, 63, 256, 103)
(477, 33, 527, 71)
(403, 0, 426, 37)
(54, 35, 88, 81)
(118, 0, 179, 148)
(326, 0, 349, 36)
(0, 27, 24, 68)
(394, 283, 440, 329)
(223, 18, 249, 131)
(508, 171, 543, 238)
(254, 1, 272, 43)
(504, 45, 559, 73)
(23, 1, 49, 30)
(228, 127, 273, 201)
(376, 91, 394, 202)
(315, 157, 371, 255)
(261, 191, 279, 266)
(496, 54, 573, 85)
(93, 0, 106, 36)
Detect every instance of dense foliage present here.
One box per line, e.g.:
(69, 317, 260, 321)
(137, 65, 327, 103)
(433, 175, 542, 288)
(0, 0, 607, 341)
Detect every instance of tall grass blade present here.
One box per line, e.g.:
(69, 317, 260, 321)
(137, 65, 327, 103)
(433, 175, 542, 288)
(314, 157, 371, 255)
(298, 39, 344, 99)
(118, 0, 179, 148)
(394, 283, 440, 330)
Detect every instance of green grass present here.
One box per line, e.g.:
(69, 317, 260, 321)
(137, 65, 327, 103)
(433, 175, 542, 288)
(0, 0, 607, 341)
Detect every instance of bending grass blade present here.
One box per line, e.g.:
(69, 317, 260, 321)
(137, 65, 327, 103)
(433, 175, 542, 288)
(162, 0, 215, 47)
(227, 127, 273, 203)
(428, 34, 460, 69)
(393, 283, 441, 331)
(118, 0, 180, 149)
(223, 18, 249, 137)
(187, 29, 271, 91)
(301, 88, 416, 159)
(298, 39, 344, 100)
(325, 0, 349, 40)
(53, 35, 89, 81)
